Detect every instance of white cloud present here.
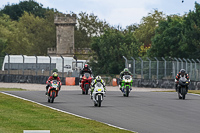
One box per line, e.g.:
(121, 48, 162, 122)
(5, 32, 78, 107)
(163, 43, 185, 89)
(107, 7, 148, 28)
(73, 0, 161, 27)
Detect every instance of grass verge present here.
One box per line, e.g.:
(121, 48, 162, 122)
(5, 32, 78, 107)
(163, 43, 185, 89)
(0, 88, 26, 91)
(156, 90, 200, 95)
(0, 93, 134, 133)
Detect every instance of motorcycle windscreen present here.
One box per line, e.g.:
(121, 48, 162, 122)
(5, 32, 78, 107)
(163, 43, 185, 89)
(95, 82, 103, 92)
(179, 77, 187, 82)
(52, 80, 58, 88)
(84, 73, 90, 79)
(124, 75, 131, 79)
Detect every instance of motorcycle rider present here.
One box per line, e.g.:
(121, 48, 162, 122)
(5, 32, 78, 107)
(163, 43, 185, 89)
(119, 68, 133, 90)
(90, 75, 106, 99)
(175, 69, 190, 92)
(79, 64, 93, 86)
(46, 71, 61, 96)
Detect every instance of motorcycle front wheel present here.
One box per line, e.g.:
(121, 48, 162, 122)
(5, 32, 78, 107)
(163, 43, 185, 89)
(50, 91, 55, 103)
(126, 86, 130, 97)
(97, 94, 102, 107)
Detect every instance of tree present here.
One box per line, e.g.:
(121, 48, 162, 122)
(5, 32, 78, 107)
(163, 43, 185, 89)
(134, 10, 166, 51)
(90, 28, 141, 75)
(5, 12, 55, 55)
(0, 14, 17, 56)
(0, 0, 53, 21)
(181, 2, 200, 58)
(75, 12, 110, 48)
(147, 15, 184, 58)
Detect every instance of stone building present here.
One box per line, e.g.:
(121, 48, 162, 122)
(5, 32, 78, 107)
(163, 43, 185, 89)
(48, 13, 76, 57)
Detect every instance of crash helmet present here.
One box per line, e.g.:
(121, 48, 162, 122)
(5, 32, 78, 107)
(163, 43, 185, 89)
(180, 69, 186, 76)
(96, 75, 102, 82)
(52, 68, 58, 73)
(52, 72, 58, 79)
(124, 68, 129, 72)
(84, 64, 88, 70)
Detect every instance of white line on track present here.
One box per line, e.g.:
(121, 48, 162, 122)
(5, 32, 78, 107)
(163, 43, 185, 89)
(1, 92, 137, 133)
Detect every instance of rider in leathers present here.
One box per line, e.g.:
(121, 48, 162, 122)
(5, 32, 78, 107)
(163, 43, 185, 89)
(119, 68, 133, 90)
(90, 76, 106, 99)
(79, 64, 92, 85)
(175, 69, 190, 92)
(46, 72, 61, 96)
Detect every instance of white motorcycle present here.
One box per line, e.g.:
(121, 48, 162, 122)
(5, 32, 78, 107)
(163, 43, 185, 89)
(92, 82, 105, 107)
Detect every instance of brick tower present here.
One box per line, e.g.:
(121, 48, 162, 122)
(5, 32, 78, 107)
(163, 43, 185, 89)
(48, 14, 76, 56)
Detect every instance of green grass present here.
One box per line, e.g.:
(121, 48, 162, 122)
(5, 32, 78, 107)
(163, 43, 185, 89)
(0, 93, 134, 133)
(0, 88, 26, 91)
(188, 90, 200, 95)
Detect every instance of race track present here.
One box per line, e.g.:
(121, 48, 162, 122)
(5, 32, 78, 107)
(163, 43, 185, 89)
(3, 89, 200, 133)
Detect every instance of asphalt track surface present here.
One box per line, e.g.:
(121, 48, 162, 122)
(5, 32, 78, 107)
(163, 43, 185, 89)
(4, 90, 200, 133)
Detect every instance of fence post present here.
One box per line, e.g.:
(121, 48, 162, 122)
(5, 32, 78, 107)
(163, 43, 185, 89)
(131, 57, 135, 78)
(178, 58, 183, 69)
(60, 55, 64, 79)
(187, 59, 192, 80)
(48, 55, 51, 76)
(147, 57, 151, 79)
(197, 59, 200, 81)
(35, 55, 38, 76)
(123, 56, 128, 68)
(154, 57, 159, 79)
(169, 57, 175, 78)
(183, 58, 187, 73)
(174, 58, 179, 74)
(192, 59, 197, 81)
(21, 54, 24, 75)
(162, 57, 166, 79)
(138, 57, 143, 79)
(6, 53, 10, 75)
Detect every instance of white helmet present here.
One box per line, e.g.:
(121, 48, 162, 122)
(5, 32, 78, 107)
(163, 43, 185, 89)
(96, 75, 101, 82)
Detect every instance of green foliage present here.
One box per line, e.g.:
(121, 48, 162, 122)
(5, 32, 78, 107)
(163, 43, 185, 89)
(134, 10, 166, 47)
(0, 0, 54, 21)
(90, 28, 141, 75)
(0, 14, 18, 56)
(148, 15, 184, 58)
(181, 2, 200, 58)
(148, 2, 200, 59)
(75, 12, 110, 48)
(4, 12, 55, 55)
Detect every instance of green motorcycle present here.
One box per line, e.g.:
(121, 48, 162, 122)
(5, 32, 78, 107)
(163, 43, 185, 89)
(120, 75, 133, 97)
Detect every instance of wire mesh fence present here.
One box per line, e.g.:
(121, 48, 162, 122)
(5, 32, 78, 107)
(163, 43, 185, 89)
(126, 57, 200, 81)
(0, 57, 4, 70)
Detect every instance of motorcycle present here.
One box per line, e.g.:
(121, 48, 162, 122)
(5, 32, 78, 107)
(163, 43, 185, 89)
(177, 77, 189, 100)
(81, 73, 92, 95)
(92, 82, 105, 107)
(47, 80, 60, 103)
(120, 75, 133, 97)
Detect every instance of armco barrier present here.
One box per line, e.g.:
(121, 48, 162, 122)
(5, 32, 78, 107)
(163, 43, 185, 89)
(0, 74, 199, 89)
(0, 74, 65, 85)
(65, 77, 75, 85)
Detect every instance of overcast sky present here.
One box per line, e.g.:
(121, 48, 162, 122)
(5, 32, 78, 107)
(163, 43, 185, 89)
(0, 0, 198, 28)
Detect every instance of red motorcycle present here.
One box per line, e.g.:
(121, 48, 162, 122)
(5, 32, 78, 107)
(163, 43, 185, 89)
(81, 73, 92, 94)
(47, 80, 61, 103)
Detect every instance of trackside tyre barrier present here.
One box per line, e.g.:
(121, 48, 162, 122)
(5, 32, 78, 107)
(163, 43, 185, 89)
(112, 78, 118, 86)
(65, 77, 75, 85)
